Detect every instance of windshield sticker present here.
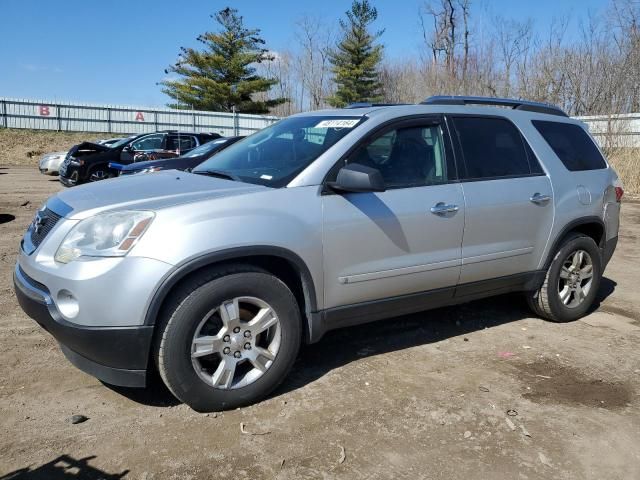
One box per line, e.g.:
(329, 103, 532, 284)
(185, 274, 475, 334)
(314, 119, 360, 129)
(260, 174, 273, 180)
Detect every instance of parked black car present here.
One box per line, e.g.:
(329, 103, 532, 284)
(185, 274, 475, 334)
(110, 136, 244, 176)
(58, 131, 221, 186)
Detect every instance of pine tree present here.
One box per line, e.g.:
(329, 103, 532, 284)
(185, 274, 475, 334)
(328, 0, 384, 107)
(160, 7, 286, 114)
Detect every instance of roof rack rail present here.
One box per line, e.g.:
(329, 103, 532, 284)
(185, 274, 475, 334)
(421, 95, 568, 117)
(344, 102, 408, 109)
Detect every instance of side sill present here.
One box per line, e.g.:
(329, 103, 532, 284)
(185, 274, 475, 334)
(307, 270, 545, 343)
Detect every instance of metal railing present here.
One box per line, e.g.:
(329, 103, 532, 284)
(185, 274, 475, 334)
(0, 97, 279, 136)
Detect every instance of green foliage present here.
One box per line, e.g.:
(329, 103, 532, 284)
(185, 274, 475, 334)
(160, 7, 286, 114)
(328, 0, 384, 107)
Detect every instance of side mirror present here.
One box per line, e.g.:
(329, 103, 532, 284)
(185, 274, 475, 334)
(328, 163, 386, 193)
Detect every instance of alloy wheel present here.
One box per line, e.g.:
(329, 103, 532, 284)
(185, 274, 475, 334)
(191, 296, 281, 389)
(557, 249, 594, 308)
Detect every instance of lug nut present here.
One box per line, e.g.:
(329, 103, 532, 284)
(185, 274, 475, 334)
(223, 335, 230, 342)
(244, 342, 251, 350)
(223, 347, 230, 354)
(244, 330, 251, 338)
(233, 327, 241, 333)
(234, 351, 241, 358)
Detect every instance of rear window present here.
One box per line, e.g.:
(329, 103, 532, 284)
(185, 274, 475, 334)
(532, 121, 606, 171)
(452, 117, 541, 180)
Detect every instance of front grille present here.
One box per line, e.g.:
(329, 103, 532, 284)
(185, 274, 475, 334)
(29, 208, 62, 249)
(59, 157, 71, 176)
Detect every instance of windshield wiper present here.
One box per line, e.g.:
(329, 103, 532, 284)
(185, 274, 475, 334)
(192, 169, 241, 182)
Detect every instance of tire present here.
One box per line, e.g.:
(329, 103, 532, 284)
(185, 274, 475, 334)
(88, 165, 113, 182)
(155, 265, 301, 412)
(526, 233, 602, 322)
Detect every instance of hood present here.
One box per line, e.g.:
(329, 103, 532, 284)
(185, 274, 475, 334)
(69, 141, 112, 155)
(50, 170, 268, 219)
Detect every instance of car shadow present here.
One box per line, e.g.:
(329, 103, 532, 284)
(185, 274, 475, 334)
(592, 276, 616, 310)
(0, 214, 16, 224)
(101, 370, 180, 408)
(0, 455, 129, 480)
(108, 281, 617, 408)
(276, 278, 618, 396)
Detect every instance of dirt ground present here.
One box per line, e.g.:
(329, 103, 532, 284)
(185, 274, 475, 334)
(1, 166, 639, 480)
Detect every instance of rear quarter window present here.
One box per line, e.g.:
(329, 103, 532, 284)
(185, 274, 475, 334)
(532, 120, 606, 171)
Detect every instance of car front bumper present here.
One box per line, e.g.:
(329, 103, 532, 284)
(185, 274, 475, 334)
(59, 173, 78, 187)
(13, 264, 153, 387)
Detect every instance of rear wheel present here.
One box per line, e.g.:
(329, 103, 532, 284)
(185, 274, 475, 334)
(526, 233, 602, 322)
(155, 266, 301, 412)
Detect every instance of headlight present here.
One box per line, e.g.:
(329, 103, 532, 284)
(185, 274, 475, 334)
(54, 211, 154, 264)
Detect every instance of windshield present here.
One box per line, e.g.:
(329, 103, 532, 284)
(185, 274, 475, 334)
(183, 138, 230, 158)
(193, 115, 365, 187)
(108, 136, 135, 149)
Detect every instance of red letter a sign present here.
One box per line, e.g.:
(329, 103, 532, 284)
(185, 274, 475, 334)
(135, 112, 145, 122)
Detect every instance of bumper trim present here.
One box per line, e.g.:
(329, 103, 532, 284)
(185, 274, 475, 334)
(603, 236, 618, 268)
(14, 264, 153, 387)
(60, 345, 147, 387)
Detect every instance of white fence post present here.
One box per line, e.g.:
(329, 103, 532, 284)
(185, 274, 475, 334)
(0, 99, 6, 128)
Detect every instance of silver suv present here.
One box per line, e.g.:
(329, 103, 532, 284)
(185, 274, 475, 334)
(14, 96, 622, 411)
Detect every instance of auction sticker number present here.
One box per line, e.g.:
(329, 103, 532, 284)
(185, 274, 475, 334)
(314, 119, 360, 129)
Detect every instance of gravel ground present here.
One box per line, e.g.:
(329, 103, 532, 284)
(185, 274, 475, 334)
(1, 166, 639, 480)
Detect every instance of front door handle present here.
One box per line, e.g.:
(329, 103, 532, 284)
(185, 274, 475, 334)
(430, 202, 459, 215)
(530, 193, 552, 205)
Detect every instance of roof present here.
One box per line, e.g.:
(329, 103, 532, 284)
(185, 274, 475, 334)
(295, 96, 569, 120)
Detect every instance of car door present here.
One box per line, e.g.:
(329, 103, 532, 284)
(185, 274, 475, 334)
(448, 115, 554, 292)
(322, 116, 465, 312)
(167, 134, 198, 155)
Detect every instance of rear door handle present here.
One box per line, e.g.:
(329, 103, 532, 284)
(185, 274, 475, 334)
(430, 202, 459, 215)
(530, 193, 552, 205)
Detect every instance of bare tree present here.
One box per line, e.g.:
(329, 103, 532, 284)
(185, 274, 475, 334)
(494, 16, 533, 97)
(294, 16, 335, 110)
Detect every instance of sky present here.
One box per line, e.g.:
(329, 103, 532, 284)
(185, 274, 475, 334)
(0, 0, 609, 107)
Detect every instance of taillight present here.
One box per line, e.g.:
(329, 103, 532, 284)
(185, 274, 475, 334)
(615, 186, 624, 202)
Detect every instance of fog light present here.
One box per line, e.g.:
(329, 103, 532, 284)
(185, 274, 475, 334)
(57, 289, 79, 318)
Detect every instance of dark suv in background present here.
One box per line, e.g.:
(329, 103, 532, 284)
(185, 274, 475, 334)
(58, 131, 220, 186)
(112, 136, 244, 176)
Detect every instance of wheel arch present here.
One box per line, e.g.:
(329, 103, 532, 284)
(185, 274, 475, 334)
(543, 216, 606, 270)
(144, 246, 319, 343)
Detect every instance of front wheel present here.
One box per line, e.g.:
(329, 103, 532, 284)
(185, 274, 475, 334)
(526, 233, 602, 322)
(155, 266, 301, 412)
(88, 166, 114, 182)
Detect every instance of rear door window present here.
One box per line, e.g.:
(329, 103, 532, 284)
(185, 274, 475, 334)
(532, 120, 606, 171)
(451, 117, 540, 180)
(167, 135, 197, 151)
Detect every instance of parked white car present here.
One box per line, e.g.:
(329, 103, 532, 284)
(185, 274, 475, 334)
(38, 151, 67, 175)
